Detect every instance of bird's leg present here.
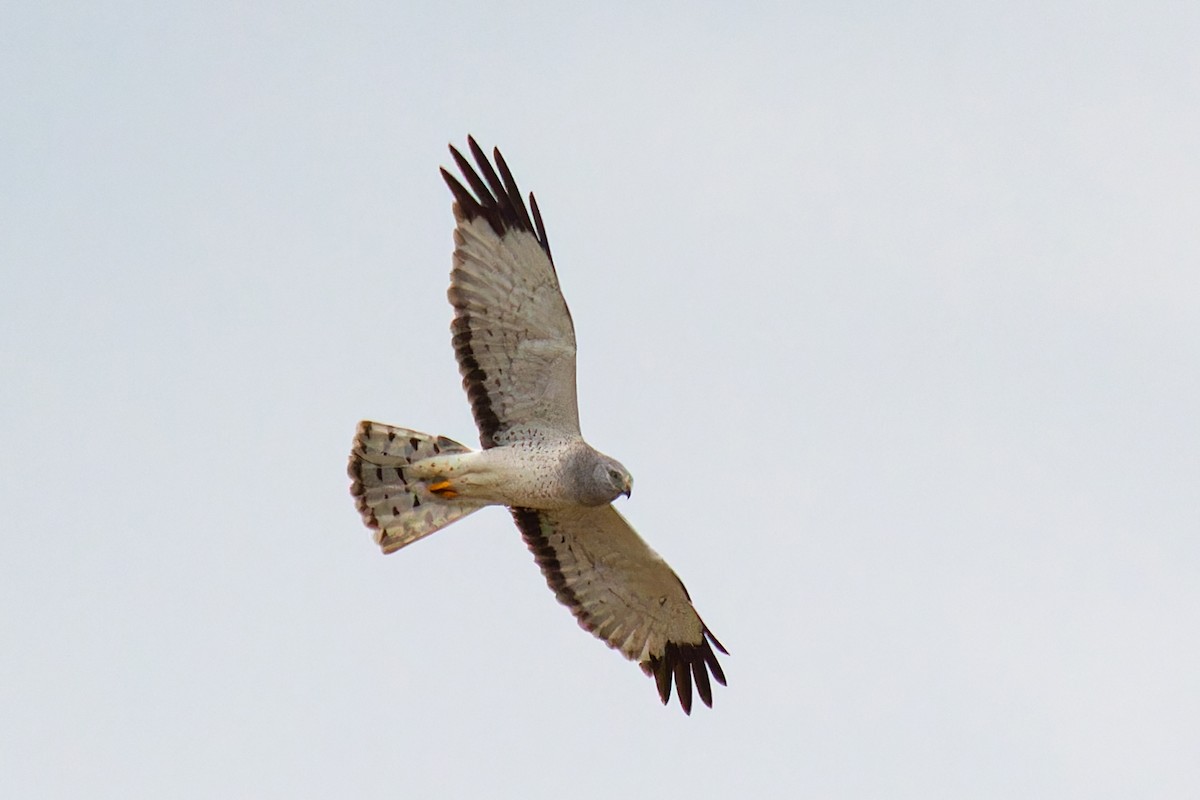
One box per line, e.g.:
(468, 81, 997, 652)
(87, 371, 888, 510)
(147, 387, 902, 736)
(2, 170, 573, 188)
(428, 478, 458, 500)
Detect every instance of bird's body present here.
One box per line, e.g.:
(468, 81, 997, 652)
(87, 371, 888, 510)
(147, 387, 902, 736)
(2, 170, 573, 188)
(408, 433, 624, 509)
(349, 137, 726, 713)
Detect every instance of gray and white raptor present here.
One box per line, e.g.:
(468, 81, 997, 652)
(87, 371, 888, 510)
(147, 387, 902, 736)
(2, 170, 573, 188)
(348, 137, 726, 713)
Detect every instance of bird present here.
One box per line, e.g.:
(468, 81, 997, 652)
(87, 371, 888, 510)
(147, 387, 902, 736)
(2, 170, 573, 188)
(348, 137, 727, 713)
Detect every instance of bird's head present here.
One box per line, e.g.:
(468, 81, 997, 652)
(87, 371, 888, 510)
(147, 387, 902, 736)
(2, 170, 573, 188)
(592, 454, 633, 503)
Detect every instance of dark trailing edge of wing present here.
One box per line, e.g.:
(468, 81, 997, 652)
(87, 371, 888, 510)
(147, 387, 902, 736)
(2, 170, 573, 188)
(449, 314, 502, 449)
(511, 506, 729, 715)
(440, 135, 553, 262)
(511, 506, 585, 626)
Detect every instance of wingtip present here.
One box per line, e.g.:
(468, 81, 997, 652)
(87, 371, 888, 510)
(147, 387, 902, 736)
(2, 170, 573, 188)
(693, 659, 713, 709)
(442, 136, 552, 259)
(645, 635, 727, 713)
(674, 654, 694, 714)
(653, 658, 673, 707)
(467, 135, 489, 171)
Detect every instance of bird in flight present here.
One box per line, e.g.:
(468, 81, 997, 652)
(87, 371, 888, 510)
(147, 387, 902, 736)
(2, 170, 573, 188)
(348, 137, 727, 713)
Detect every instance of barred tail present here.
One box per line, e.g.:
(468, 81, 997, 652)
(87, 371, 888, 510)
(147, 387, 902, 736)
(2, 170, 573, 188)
(348, 421, 486, 554)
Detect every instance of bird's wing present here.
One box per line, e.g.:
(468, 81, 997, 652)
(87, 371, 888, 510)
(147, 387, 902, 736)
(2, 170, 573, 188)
(511, 504, 727, 714)
(441, 137, 580, 449)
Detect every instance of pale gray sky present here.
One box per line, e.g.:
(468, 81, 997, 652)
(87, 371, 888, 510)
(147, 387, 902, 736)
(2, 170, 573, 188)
(3, 2, 1199, 797)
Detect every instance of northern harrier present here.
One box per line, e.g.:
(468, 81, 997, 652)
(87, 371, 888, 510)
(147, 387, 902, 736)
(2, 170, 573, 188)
(348, 137, 727, 713)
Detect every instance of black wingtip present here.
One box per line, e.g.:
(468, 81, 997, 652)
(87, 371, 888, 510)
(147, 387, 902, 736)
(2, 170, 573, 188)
(492, 147, 536, 233)
(693, 658, 713, 709)
(442, 137, 552, 258)
(440, 168, 477, 218)
(528, 192, 552, 262)
(673, 650, 693, 715)
(653, 656, 673, 706)
(645, 630, 728, 713)
(703, 637, 727, 688)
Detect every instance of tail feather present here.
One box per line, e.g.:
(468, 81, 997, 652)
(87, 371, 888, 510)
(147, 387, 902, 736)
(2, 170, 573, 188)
(349, 421, 486, 553)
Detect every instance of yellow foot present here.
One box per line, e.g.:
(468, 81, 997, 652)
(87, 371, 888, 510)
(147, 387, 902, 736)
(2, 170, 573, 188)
(428, 480, 458, 500)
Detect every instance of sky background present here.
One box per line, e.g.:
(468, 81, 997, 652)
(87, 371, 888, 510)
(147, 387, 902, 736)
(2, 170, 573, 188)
(3, 2, 1199, 797)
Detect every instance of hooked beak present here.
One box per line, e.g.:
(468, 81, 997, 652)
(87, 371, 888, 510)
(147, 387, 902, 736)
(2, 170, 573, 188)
(622, 476, 633, 499)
